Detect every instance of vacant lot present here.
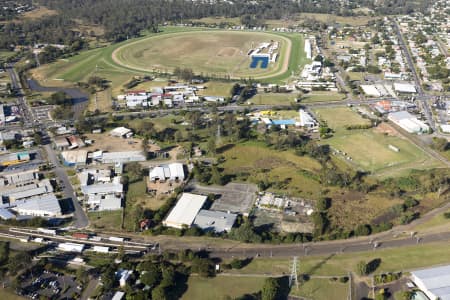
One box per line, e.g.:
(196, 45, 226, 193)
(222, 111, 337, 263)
(83, 133, 143, 152)
(113, 31, 289, 79)
(220, 142, 323, 198)
(182, 276, 264, 300)
(315, 107, 371, 129)
(88, 210, 122, 230)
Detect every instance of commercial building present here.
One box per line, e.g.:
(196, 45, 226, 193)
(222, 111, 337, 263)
(411, 264, 450, 300)
(163, 193, 207, 229)
(0, 151, 30, 167)
(12, 194, 61, 217)
(193, 210, 237, 233)
(61, 150, 87, 167)
(298, 109, 318, 128)
(0, 169, 38, 186)
(394, 82, 417, 94)
(388, 111, 429, 134)
(149, 163, 185, 182)
(110, 127, 133, 138)
(81, 179, 123, 211)
(93, 246, 109, 253)
(100, 151, 146, 164)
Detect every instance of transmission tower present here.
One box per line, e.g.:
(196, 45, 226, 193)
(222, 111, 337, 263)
(289, 256, 299, 289)
(216, 123, 222, 145)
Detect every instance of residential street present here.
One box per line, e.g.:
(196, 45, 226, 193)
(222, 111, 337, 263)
(43, 144, 89, 228)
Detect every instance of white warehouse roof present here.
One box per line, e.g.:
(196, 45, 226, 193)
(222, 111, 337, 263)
(394, 82, 417, 93)
(411, 264, 450, 300)
(163, 193, 207, 229)
(13, 194, 61, 217)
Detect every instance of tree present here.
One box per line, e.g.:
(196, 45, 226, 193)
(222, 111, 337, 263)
(0, 241, 9, 265)
(316, 197, 331, 211)
(151, 285, 167, 300)
(76, 267, 88, 284)
(357, 261, 369, 276)
(261, 277, 280, 300)
(210, 165, 223, 185)
(191, 258, 214, 277)
(124, 162, 143, 182)
(101, 265, 116, 290)
(140, 270, 161, 288)
(33, 132, 43, 145)
(207, 136, 216, 155)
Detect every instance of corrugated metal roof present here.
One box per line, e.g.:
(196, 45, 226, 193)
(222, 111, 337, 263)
(0, 208, 14, 220)
(194, 210, 237, 232)
(163, 193, 207, 229)
(412, 265, 450, 300)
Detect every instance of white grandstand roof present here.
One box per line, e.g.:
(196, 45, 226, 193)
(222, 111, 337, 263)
(163, 193, 207, 229)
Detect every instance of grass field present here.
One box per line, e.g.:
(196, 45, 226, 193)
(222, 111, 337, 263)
(229, 240, 450, 277)
(182, 276, 264, 300)
(0, 289, 25, 300)
(88, 210, 122, 230)
(220, 141, 324, 198)
(290, 278, 349, 299)
(113, 31, 290, 79)
(314, 107, 439, 176)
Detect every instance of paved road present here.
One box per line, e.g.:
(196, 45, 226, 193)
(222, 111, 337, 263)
(392, 20, 436, 132)
(43, 144, 89, 228)
(6, 66, 35, 127)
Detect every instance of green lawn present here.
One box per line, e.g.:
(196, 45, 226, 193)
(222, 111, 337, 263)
(182, 276, 264, 300)
(302, 91, 346, 103)
(315, 107, 370, 129)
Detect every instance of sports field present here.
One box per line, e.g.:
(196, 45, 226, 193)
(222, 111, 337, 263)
(113, 31, 291, 79)
(315, 107, 440, 176)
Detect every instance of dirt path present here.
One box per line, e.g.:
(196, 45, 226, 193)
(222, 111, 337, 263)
(111, 31, 293, 80)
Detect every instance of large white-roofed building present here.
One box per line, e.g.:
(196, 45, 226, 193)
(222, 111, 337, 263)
(100, 151, 146, 164)
(163, 193, 207, 229)
(12, 194, 61, 217)
(411, 264, 450, 300)
(388, 111, 429, 134)
(394, 82, 417, 94)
